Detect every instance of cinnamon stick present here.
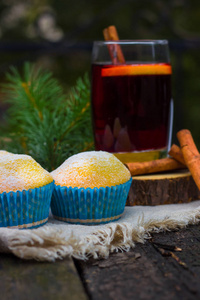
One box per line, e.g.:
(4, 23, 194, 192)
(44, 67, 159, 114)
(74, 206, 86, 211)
(103, 27, 118, 64)
(177, 129, 200, 190)
(168, 144, 186, 165)
(106, 26, 121, 41)
(102, 28, 110, 41)
(103, 25, 125, 64)
(125, 157, 185, 176)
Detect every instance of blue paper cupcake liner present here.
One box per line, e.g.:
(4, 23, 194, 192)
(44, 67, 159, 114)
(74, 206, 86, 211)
(0, 181, 54, 229)
(51, 178, 132, 225)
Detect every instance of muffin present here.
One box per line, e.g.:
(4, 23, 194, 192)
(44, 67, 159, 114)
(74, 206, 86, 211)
(51, 151, 132, 225)
(0, 153, 54, 228)
(0, 150, 12, 156)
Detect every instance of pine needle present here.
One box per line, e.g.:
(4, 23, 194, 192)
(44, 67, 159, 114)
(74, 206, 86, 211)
(0, 62, 94, 171)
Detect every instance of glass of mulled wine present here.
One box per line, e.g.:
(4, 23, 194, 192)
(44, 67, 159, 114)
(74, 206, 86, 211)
(91, 40, 173, 163)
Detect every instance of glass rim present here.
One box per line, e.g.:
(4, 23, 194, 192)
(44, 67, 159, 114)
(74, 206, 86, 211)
(93, 39, 169, 46)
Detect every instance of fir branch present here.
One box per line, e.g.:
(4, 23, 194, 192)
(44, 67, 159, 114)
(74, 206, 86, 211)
(1, 63, 94, 171)
(21, 82, 43, 120)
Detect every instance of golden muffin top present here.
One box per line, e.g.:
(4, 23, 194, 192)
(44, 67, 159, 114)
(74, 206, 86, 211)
(0, 150, 12, 156)
(0, 153, 53, 193)
(51, 151, 131, 188)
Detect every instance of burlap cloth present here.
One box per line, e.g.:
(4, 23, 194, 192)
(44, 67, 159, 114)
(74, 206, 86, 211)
(0, 200, 200, 262)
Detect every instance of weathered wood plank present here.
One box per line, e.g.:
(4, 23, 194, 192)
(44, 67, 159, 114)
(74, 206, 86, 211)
(1, 224, 200, 300)
(0, 255, 88, 300)
(76, 223, 200, 300)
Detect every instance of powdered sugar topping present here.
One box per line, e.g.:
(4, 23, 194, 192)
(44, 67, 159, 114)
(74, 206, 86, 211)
(0, 153, 53, 193)
(51, 151, 131, 188)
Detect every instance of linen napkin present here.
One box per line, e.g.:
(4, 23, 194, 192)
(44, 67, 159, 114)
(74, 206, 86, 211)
(0, 200, 200, 261)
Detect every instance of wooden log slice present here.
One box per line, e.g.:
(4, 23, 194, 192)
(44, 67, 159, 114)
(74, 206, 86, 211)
(126, 169, 200, 206)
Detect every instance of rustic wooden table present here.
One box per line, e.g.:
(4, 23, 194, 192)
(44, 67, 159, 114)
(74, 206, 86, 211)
(1, 223, 200, 300)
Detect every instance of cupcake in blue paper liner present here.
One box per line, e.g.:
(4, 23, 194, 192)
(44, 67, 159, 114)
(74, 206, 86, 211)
(51, 151, 132, 225)
(0, 152, 54, 229)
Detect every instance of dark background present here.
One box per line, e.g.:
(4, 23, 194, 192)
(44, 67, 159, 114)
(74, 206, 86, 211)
(0, 0, 200, 147)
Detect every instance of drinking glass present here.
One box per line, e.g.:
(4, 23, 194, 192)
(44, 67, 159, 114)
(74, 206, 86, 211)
(91, 40, 173, 163)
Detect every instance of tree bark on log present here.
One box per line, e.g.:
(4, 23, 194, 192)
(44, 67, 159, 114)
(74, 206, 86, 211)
(127, 169, 200, 206)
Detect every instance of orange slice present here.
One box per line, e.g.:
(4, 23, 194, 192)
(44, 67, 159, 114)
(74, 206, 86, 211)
(102, 63, 172, 77)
